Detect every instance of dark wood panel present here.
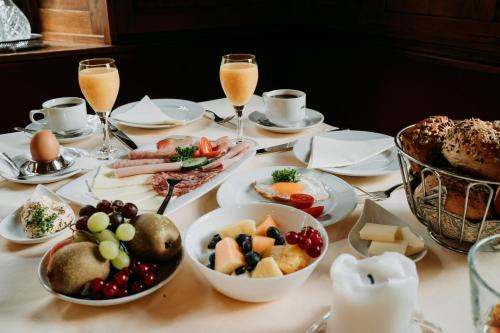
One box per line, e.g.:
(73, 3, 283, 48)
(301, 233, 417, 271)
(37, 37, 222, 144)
(39, 8, 93, 34)
(38, 0, 89, 10)
(386, 0, 429, 15)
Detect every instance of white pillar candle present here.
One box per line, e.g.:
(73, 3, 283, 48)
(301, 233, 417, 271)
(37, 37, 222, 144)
(328, 252, 419, 333)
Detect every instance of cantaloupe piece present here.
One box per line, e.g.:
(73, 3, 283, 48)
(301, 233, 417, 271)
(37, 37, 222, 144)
(218, 219, 256, 239)
(215, 237, 246, 274)
(252, 257, 283, 278)
(269, 245, 309, 274)
(252, 235, 275, 255)
(255, 215, 279, 236)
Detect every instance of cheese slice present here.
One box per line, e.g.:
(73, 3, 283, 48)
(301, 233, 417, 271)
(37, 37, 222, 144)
(368, 240, 408, 256)
(400, 227, 426, 256)
(360, 223, 400, 242)
(92, 164, 151, 189)
(135, 195, 169, 212)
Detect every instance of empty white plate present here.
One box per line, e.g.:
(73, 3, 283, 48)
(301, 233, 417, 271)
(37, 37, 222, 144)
(293, 130, 399, 176)
(0, 185, 74, 244)
(111, 99, 205, 129)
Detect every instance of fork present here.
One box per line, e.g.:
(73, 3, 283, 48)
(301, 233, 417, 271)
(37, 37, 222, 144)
(205, 110, 235, 125)
(353, 183, 403, 201)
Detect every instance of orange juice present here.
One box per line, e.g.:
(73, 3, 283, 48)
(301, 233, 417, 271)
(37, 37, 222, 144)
(219, 63, 258, 106)
(79, 67, 120, 112)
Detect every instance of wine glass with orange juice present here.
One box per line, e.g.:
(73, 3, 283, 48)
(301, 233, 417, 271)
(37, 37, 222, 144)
(219, 54, 258, 143)
(78, 58, 120, 160)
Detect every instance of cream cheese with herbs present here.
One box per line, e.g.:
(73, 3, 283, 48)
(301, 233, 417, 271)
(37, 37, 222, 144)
(20, 195, 72, 238)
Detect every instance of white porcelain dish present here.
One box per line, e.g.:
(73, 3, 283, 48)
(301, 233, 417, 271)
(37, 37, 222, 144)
(293, 130, 399, 176)
(24, 115, 99, 144)
(348, 199, 428, 262)
(56, 140, 256, 215)
(185, 203, 328, 302)
(38, 242, 183, 306)
(111, 99, 204, 129)
(0, 185, 74, 244)
(216, 166, 357, 227)
(248, 109, 324, 133)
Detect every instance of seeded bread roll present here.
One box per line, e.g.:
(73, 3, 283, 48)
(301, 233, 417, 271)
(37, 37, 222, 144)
(414, 174, 493, 221)
(401, 116, 454, 174)
(442, 119, 500, 182)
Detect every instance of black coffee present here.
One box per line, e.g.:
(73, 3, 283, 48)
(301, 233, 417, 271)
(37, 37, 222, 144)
(53, 103, 79, 108)
(271, 94, 299, 99)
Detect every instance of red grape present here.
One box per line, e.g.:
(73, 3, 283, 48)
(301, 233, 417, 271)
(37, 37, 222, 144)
(130, 281, 144, 294)
(142, 272, 156, 288)
(307, 245, 322, 258)
(102, 282, 119, 299)
(130, 259, 141, 272)
(137, 263, 151, 277)
(285, 231, 299, 245)
(113, 271, 129, 288)
(119, 288, 130, 298)
(120, 267, 132, 276)
(75, 216, 89, 230)
(298, 236, 312, 250)
(90, 291, 102, 300)
(112, 200, 124, 212)
(79, 205, 96, 217)
(122, 203, 138, 219)
(89, 278, 104, 292)
(96, 200, 112, 214)
(309, 233, 324, 248)
(150, 263, 159, 272)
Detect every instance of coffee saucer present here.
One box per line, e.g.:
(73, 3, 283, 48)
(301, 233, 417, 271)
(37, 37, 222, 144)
(248, 109, 324, 133)
(24, 115, 99, 143)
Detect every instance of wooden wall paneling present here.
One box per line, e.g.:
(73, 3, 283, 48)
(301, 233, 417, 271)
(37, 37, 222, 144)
(386, 0, 430, 15)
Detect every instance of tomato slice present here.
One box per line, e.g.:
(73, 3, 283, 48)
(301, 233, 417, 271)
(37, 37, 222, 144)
(290, 193, 315, 209)
(301, 206, 324, 218)
(192, 150, 202, 157)
(199, 137, 212, 154)
(202, 149, 221, 158)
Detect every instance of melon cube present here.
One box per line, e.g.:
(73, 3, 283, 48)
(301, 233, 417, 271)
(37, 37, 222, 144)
(218, 219, 256, 239)
(269, 245, 309, 274)
(252, 257, 283, 278)
(215, 237, 245, 274)
(255, 215, 279, 236)
(252, 235, 275, 255)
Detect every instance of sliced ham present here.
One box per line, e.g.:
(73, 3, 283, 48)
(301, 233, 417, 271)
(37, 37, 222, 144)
(113, 159, 168, 169)
(157, 136, 193, 154)
(114, 162, 182, 178)
(215, 136, 230, 154)
(220, 142, 251, 160)
(202, 146, 251, 170)
(128, 151, 173, 160)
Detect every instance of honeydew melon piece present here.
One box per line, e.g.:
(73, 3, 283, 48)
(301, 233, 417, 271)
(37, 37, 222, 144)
(252, 235, 275, 255)
(218, 219, 256, 239)
(255, 215, 279, 236)
(269, 245, 309, 274)
(252, 257, 283, 278)
(215, 237, 246, 274)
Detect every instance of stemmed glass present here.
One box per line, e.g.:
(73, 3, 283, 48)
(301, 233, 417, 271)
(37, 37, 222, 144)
(78, 58, 120, 160)
(219, 54, 258, 143)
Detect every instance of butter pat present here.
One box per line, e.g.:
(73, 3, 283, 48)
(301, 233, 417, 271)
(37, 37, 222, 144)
(368, 240, 408, 256)
(400, 227, 426, 256)
(360, 223, 400, 242)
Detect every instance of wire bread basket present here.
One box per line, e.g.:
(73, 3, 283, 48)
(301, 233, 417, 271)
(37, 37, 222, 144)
(395, 124, 500, 253)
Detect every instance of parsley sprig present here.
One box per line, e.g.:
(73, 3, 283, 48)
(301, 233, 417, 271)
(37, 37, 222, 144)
(170, 145, 197, 162)
(272, 168, 300, 183)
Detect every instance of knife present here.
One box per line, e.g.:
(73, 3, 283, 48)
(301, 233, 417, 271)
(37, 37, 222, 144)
(256, 128, 347, 155)
(108, 122, 138, 150)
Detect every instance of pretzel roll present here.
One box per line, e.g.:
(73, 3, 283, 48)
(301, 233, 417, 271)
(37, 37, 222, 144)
(401, 116, 454, 174)
(414, 174, 493, 221)
(442, 119, 500, 181)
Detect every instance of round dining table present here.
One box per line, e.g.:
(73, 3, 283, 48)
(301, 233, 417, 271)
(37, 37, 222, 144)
(0, 96, 472, 332)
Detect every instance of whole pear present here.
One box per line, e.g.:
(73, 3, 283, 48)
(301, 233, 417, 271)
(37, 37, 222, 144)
(127, 213, 181, 262)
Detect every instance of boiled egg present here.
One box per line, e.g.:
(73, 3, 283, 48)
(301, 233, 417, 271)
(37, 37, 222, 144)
(30, 130, 60, 162)
(253, 172, 329, 202)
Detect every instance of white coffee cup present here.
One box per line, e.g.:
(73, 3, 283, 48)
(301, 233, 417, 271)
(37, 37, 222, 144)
(30, 97, 87, 133)
(262, 89, 306, 126)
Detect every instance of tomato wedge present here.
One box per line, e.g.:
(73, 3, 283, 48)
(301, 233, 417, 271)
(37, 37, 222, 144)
(202, 149, 221, 158)
(290, 193, 315, 209)
(199, 137, 212, 154)
(301, 206, 324, 218)
(192, 150, 202, 157)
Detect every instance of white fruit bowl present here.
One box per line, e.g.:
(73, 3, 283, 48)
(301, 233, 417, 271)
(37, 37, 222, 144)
(185, 203, 328, 302)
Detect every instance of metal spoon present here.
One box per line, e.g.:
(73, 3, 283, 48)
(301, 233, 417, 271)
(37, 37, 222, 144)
(13, 127, 84, 139)
(157, 179, 182, 215)
(0, 152, 26, 176)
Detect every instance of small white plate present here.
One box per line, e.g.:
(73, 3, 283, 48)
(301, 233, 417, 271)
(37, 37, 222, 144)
(38, 246, 183, 306)
(111, 99, 205, 129)
(0, 185, 74, 244)
(248, 109, 324, 133)
(25, 115, 99, 144)
(0, 151, 81, 184)
(348, 199, 428, 262)
(216, 166, 357, 227)
(293, 130, 399, 176)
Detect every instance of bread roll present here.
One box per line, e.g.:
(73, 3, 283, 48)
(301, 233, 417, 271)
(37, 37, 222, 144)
(401, 116, 454, 174)
(415, 174, 493, 221)
(442, 119, 500, 181)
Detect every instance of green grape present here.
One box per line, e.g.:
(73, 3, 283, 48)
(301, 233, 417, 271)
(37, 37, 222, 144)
(99, 240, 119, 260)
(87, 212, 110, 233)
(111, 250, 130, 270)
(95, 229, 119, 244)
(116, 223, 136, 241)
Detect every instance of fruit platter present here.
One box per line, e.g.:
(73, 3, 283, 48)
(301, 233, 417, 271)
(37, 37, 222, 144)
(38, 199, 183, 306)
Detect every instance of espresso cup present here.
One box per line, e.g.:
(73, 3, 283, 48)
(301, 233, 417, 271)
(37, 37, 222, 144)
(262, 89, 306, 126)
(30, 97, 87, 133)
